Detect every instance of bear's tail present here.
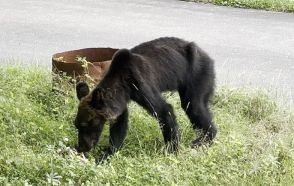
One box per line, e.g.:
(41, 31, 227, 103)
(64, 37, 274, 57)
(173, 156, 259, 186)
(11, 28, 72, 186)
(185, 42, 199, 67)
(185, 42, 215, 78)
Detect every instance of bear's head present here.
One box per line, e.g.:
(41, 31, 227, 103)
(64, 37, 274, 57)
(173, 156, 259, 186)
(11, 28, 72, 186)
(74, 81, 127, 153)
(74, 82, 104, 153)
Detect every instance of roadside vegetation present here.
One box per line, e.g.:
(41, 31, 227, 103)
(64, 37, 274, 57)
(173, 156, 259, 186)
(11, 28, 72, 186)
(0, 66, 293, 185)
(189, 0, 294, 13)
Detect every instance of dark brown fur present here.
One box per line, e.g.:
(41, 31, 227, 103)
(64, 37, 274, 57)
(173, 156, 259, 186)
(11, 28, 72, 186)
(75, 37, 217, 159)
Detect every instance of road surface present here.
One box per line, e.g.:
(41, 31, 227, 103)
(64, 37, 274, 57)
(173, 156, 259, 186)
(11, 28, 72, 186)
(0, 0, 293, 102)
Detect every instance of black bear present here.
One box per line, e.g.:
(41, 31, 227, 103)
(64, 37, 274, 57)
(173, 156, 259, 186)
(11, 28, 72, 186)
(74, 37, 217, 158)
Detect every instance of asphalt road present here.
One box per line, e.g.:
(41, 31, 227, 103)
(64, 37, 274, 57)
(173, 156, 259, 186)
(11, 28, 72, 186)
(1, 0, 293, 101)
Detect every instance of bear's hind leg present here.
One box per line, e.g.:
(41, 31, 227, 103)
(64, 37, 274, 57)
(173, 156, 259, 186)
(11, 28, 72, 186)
(179, 88, 217, 147)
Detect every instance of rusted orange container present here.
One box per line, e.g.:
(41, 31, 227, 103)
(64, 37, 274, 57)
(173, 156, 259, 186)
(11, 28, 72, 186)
(52, 48, 118, 83)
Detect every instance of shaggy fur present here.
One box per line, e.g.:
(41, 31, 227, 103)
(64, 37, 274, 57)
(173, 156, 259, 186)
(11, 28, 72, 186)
(75, 37, 217, 158)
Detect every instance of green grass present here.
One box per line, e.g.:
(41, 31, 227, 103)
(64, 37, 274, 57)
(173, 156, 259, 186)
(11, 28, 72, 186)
(189, 0, 294, 13)
(0, 66, 293, 185)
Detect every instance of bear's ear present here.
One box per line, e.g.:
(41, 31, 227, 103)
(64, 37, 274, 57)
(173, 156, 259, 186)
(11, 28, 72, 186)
(76, 82, 90, 100)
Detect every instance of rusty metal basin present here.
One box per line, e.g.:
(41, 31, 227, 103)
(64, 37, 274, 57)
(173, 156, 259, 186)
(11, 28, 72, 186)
(52, 48, 118, 83)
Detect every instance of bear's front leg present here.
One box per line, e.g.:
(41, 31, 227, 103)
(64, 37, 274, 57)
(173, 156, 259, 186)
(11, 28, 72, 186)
(156, 102, 180, 153)
(96, 109, 129, 163)
(131, 85, 180, 153)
